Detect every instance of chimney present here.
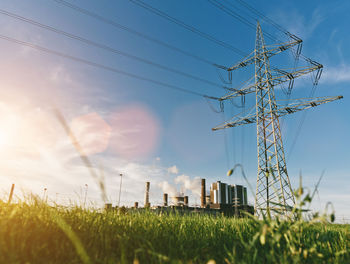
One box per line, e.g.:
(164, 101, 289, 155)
(134, 202, 138, 208)
(184, 196, 189, 207)
(163, 193, 168, 206)
(144, 182, 150, 207)
(201, 178, 206, 208)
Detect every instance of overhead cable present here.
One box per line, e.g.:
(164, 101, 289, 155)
(208, 0, 280, 42)
(234, 0, 289, 35)
(0, 34, 218, 99)
(128, 0, 247, 57)
(0, 8, 231, 91)
(286, 61, 320, 161)
(52, 0, 224, 68)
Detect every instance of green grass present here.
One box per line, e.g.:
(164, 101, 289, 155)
(0, 200, 349, 264)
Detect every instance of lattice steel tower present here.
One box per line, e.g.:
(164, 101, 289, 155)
(212, 22, 342, 216)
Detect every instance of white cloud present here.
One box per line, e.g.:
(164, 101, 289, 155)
(270, 7, 324, 40)
(321, 64, 350, 84)
(167, 165, 179, 174)
(50, 65, 74, 84)
(157, 181, 177, 196)
(174, 174, 201, 197)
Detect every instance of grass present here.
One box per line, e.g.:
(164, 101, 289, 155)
(0, 199, 349, 263)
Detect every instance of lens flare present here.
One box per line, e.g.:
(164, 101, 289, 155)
(70, 112, 111, 155)
(108, 104, 160, 159)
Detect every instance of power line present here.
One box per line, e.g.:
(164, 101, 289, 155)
(234, 0, 289, 35)
(223, 0, 263, 25)
(0, 34, 217, 99)
(286, 62, 320, 161)
(52, 0, 224, 68)
(209, 0, 257, 29)
(221, 111, 231, 171)
(209, 0, 281, 42)
(0, 9, 232, 91)
(128, 0, 247, 57)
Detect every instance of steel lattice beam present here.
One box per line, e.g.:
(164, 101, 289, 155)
(227, 37, 302, 72)
(219, 64, 322, 101)
(212, 95, 343, 130)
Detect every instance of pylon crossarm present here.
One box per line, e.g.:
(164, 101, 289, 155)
(227, 39, 302, 72)
(263, 38, 302, 58)
(218, 64, 322, 101)
(271, 64, 322, 81)
(212, 108, 256, 130)
(275, 95, 343, 117)
(212, 96, 343, 130)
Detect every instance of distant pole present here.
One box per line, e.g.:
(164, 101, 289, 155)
(7, 184, 15, 204)
(43, 188, 47, 203)
(84, 184, 88, 209)
(118, 173, 123, 207)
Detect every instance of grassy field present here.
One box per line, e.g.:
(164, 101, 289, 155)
(0, 200, 349, 264)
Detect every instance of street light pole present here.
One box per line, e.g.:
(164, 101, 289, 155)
(84, 184, 88, 209)
(118, 173, 123, 208)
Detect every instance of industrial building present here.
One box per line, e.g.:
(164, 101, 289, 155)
(128, 179, 253, 217)
(209, 181, 247, 207)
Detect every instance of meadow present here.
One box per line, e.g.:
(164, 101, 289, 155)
(0, 199, 349, 264)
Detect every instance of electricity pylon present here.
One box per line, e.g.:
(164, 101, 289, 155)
(212, 22, 343, 216)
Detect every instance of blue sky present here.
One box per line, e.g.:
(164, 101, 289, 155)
(0, 0, 348, 220)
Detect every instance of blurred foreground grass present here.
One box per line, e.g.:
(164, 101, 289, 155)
(0, 200, 349, 264)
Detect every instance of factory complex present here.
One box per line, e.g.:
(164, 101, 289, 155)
(134, 178, 254, 217)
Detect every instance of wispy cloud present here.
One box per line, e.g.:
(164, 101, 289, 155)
(167, 165, 179, 174)
(321, 64, 350, 84)
(158, 181, 177, 196)
(270, 7, 325, 39)
(174, 174, 201, 197)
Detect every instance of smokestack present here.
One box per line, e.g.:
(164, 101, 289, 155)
(184, 196, 188, 206)
(144, 182, 150, 207)
(134, 202, 138, 208)
(163, 193, 168, 206)
(201, 178, 206, 208)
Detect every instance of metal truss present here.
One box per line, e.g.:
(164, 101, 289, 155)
(212, 22, 343, 217)
(212, 95, 342, 130)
